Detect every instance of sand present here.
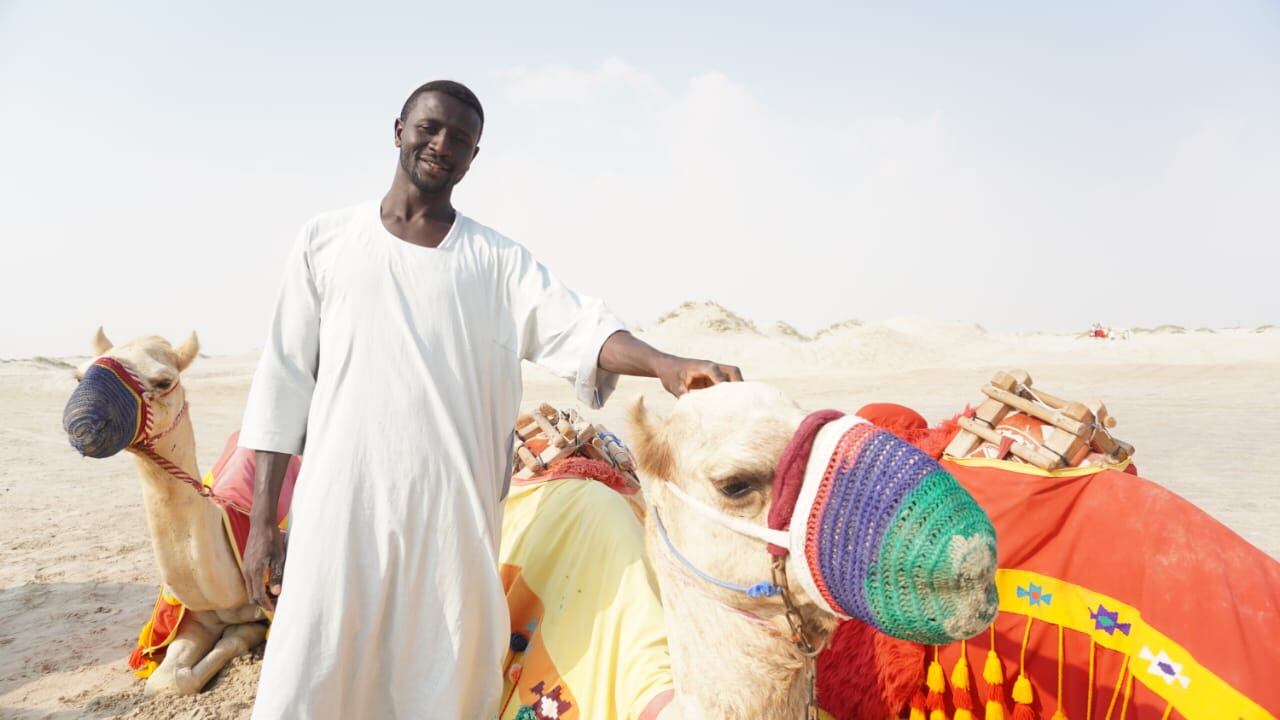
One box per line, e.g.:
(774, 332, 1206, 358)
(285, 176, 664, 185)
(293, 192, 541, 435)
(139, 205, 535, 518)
(2, 302, 1277, 718)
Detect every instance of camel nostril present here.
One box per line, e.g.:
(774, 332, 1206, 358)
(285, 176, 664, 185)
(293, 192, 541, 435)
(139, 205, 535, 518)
(66, 414, 106, 437)
(65, 413, 109, 456)
(62, 406, 133, 459)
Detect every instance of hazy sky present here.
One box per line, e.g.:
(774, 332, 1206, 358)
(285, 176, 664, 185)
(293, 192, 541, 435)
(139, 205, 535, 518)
(2, 1, 1277, 357)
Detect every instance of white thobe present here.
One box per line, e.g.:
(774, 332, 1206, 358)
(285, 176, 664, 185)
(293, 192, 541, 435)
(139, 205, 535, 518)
(239, 201, 624, 719)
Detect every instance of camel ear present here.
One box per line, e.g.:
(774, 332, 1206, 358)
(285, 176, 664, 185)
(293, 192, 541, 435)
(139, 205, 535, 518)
(628, 396, 674, 481)
(91, 326, 113, 356)
(173, 331, 200, 372)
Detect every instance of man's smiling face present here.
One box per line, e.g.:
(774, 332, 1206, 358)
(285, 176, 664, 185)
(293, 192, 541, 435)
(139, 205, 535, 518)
(395, 91, 482, 193)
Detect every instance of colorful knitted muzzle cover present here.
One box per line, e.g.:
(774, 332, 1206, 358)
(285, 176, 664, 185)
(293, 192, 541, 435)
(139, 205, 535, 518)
(63, 357, 150, 459)
(773, 413, 999, 644)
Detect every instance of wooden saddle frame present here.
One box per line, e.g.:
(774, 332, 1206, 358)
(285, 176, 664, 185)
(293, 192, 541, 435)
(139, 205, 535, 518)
(512, 403, 641, 488)
(944, 369, 1136, 470)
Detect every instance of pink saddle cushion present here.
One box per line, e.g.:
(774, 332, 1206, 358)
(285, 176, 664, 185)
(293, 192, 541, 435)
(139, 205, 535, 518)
(214, 430, 299, 524)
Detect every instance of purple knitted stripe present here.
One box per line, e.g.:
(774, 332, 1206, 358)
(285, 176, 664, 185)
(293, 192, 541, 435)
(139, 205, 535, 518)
(813, 429, 937, 621)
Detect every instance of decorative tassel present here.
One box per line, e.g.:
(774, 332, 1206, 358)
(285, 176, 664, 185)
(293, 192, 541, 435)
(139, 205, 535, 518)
(1050, 623, 1068, 720)
(952, 653, 975, 720)
(984, 646, 1006, 720)
(1086, 638, 1096, 720)
(1104, 658, 1131, 720)
(1011, 675, 1036, 720)
(927, 649, 948, 720)
(1118, 670, 1135, 720)
(909, 687, 928, 720)
(128, 645, 146, 671)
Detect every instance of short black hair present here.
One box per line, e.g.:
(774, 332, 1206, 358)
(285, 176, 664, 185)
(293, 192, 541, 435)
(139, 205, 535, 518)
(400, 80, 484, 130)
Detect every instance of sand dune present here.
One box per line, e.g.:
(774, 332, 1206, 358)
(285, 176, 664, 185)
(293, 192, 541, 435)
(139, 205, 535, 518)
(2, 302, 1277, 718)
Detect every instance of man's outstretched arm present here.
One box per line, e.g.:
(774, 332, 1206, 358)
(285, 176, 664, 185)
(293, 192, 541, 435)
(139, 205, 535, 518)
(597, 330, 743, 397)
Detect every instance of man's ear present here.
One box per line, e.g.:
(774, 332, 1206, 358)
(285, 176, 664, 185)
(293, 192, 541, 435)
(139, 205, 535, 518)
(471, 145, 480, 161)
(394, 117, 404, 147)
(629, 396, 673, 481)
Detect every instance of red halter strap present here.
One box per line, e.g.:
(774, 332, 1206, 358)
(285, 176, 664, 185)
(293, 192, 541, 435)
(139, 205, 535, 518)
(766, 409, 845, 556)
(90, 356, 153, 445)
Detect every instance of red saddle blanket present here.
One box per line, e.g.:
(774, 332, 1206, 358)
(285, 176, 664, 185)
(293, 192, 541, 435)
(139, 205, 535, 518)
(817, 406, 1280, 720)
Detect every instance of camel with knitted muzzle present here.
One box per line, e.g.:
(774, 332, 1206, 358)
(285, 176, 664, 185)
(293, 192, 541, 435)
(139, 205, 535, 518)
(62, 329, 267, 695)
(627, 382, 1000, 719)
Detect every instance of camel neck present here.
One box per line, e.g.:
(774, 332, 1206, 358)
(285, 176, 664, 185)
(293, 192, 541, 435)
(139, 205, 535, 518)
(131, 409, 246, 611)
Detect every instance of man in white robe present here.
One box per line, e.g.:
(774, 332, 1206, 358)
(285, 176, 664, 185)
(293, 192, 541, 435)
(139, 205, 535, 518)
(238, 80, 740, 719)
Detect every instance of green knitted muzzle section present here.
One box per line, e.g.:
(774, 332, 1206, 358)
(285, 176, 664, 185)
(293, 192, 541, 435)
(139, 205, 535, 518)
(863, 469, 999, 643)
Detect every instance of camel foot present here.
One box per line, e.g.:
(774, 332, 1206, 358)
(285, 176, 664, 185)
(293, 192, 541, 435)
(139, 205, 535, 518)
(143, 620, 267, 695)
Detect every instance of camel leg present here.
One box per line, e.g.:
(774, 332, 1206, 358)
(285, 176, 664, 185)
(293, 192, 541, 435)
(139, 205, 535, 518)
(143, 611, 265, 695)
(143, 602, 267, 691)
(144, 612, 220, 695)
(186, 621, 268, 689)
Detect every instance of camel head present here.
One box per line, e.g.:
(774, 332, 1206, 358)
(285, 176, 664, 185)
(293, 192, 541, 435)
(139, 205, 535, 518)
(630, 381, 998, 648)
(63, 327, 199, 458)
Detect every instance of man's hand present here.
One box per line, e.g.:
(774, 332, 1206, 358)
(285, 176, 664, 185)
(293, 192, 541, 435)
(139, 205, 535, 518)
(242, 524, 286, 612)
(655, 356, 743, 397)
(597, 331, 743, 398)
(242, 449, 293, 613)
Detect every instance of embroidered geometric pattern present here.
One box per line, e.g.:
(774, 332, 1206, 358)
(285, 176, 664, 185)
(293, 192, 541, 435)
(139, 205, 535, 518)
(993, 569, 1269, 718)
(1140, 647, 1191, 689)
(529, 681, 572, 719)
(1090, 604, 1131, 635)
(1016, 582, 1053, 606)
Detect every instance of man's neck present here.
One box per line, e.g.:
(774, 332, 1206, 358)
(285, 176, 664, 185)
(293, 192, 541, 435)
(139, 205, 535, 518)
(382, 175, 455, 224)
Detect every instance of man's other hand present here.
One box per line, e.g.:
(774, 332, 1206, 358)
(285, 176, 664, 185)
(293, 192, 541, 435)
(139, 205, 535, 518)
(657, 357, 743, 397)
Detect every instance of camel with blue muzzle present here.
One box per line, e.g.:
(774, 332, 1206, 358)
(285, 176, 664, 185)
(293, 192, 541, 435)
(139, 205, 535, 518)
(62, 328, 268, 695)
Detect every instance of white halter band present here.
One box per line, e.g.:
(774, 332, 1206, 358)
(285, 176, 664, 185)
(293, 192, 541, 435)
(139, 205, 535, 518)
(661, 481, 790, 547)
(785, 414, 865, 617)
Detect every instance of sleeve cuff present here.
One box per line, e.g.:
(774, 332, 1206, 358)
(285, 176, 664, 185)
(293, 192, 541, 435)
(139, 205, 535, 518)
(575, 319, 626, 409)
(236, 427, 305, 456)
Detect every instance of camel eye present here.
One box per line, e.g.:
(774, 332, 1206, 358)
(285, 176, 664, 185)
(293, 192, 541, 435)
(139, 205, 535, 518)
(153, 378, 173, 391)
(719, 480, 753, 498)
